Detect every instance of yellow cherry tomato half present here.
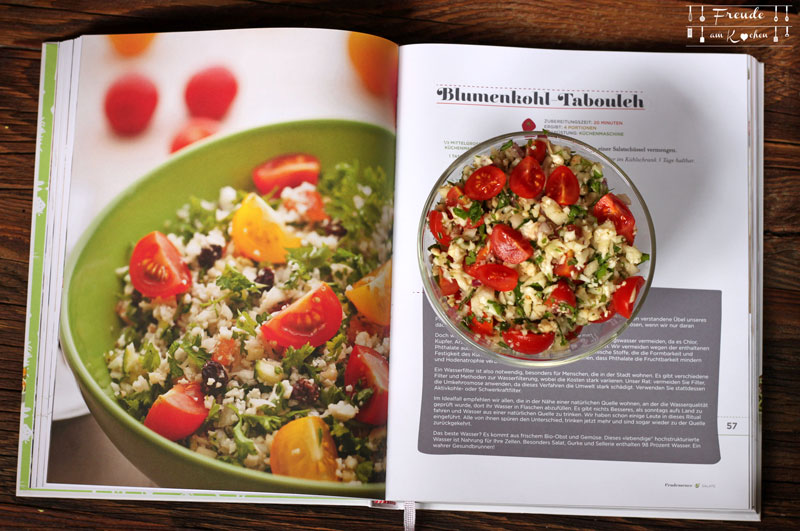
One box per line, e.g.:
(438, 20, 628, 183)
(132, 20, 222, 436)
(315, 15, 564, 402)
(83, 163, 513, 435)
(345, 258, 392, 326)
(270, 416, 339, 481)
(232, 193, 301, 263)
(108, 33, 156, 57)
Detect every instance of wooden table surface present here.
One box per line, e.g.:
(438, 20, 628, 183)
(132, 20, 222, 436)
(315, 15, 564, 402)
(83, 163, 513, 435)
(1, 1, 797, 528)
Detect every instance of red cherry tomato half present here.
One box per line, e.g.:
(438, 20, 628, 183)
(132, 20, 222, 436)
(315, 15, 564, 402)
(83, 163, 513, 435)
(509, 156, 546, 199)
(129, 231, 192, 298)
(438, 274, 459, 296)
(464, 214, 485, 230)
(261, 283, 343, 348)
(553, 250, 580, 279)
(502, 329, 555, 355)
(526, 139, 548, 163)
(544, 166, 580, 206)
(593, 193, 637, 244)
(346, 314, 386, 345)
(185, 66, 238, 120)
(545, 280, 577, 311)
(464, 165, 506, 201)
(565, 325, 583, 342)
(612, 276, 645, 319)
(252, 153, 321, 196)
(468, 313, 494, 335)
(463, 245, 491, 277)
(463, 262, 480, 277)
(143, 383, 208, 441)
(104, 73, 158, 136)
(169, 118, 220, 153)
(283, 189, 329, 222)
(591, 307, 616, 323)
(446, 185, 468, 207)
(428, 210, 451, 247)
(490, 224, 533, 264)
(344, 345, 389, 425)
(472, 263, 518, 292)
(476, 244, 491, 262)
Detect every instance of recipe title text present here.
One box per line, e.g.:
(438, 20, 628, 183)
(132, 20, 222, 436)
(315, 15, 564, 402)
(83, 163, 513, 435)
(436, 87, 645, 110)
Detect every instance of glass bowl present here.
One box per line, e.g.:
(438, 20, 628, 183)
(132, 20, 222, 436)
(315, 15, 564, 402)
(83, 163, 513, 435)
(417, 131, 656, 368)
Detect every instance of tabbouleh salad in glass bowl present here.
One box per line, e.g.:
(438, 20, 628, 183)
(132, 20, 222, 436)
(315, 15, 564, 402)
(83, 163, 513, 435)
(106, 153, 393, 484)
(425, 134, 650, 359)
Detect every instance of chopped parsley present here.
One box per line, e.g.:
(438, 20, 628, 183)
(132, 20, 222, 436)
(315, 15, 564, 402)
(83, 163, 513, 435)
(141, 342, 161, 372)
(317, 161, 393, 263)
(216, 265, 259, 294)
(495, 189, 512, 209)
(167, 196, 226, 242)
(487, 300, 505, 316)
(568, 204, 587, 223)
(464, 250, 477, 266)
(595, 261, 610, 281)
(466, 201, 484, 224)
(165, 334, 208, 370)
(285, 245, 369, 290)
(588, 176, 606, 195)
(118, 387, 161, 422)
(324, 332, 347, 362)
(230, 409, 257, 460)
(235, 310, 260, 337)
(282, 344, 316, 374)
(351, 386, 374, 408)
(355, 461, 374, 482)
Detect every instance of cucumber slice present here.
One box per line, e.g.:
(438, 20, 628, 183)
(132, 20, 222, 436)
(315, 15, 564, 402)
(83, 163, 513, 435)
(123, 346, 144, 380)
(255, 359, 283, 386)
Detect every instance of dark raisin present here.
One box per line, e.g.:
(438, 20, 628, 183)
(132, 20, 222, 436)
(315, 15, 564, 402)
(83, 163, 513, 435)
(291, 378, 319, 404)
(254, 268, 275, 291)
(201, 360, 228, 395)
(322, 220, 347, 237)
(197, 244, 223, 269)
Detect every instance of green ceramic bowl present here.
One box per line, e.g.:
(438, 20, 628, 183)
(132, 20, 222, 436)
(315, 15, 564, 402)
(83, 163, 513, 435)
(60, 120, 394, 498)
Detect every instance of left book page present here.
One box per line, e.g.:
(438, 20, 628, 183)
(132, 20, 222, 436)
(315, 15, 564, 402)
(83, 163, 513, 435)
(20, 27, 398, 504)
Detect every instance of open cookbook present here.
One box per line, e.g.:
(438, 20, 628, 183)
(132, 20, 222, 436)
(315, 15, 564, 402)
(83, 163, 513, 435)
(19, 27, 762, 521)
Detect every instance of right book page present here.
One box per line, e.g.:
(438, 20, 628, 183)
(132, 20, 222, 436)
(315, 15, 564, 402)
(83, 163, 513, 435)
(387, 43, 758, 517)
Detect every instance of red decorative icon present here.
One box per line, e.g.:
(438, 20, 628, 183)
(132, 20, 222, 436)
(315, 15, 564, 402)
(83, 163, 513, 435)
(522, 118, 535, 131)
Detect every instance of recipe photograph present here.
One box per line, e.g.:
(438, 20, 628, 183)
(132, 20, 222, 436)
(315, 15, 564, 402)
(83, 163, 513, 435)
(49, 27, 397, 498)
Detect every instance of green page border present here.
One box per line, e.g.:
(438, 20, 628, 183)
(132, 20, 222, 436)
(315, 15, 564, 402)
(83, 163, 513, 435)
(18, 42, 57, 493)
